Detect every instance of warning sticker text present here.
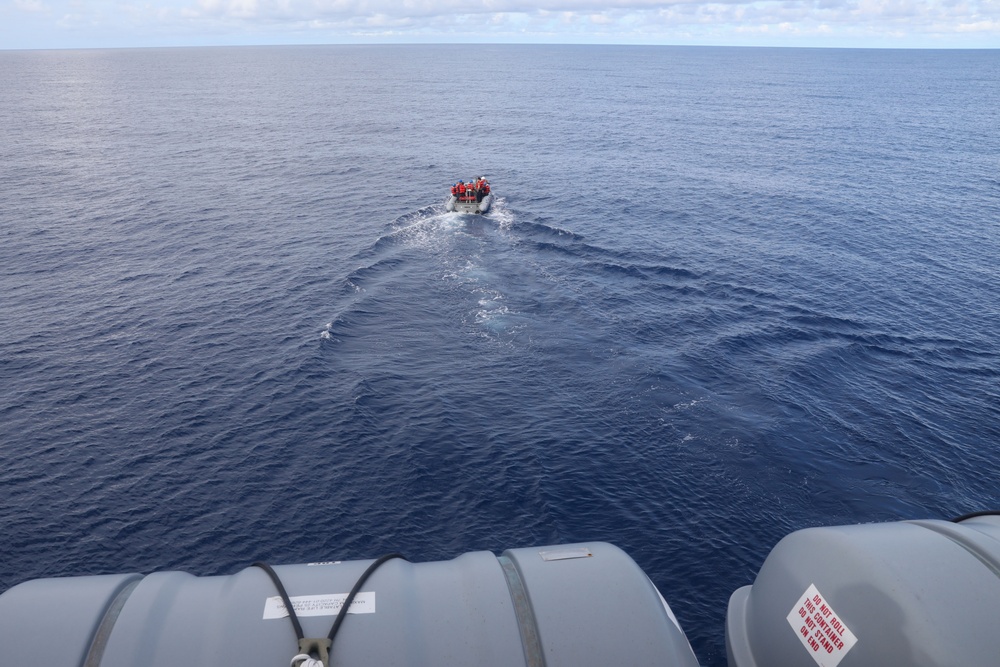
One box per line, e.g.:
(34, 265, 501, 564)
(786, 583, 858, 667)
(262, 592, 376, 620)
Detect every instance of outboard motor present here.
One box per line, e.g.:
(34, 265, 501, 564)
(726, 513, 1000, 667)
(0, 541, 700, 667)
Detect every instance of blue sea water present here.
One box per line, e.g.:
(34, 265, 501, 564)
(1, 44, 999, 665)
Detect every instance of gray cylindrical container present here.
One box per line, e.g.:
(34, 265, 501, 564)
(0, 541, 699, 667)
(726, 516, 1000, 667)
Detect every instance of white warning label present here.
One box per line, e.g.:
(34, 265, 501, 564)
(262, 592, 375, 620)
(786, 584, 858, 667)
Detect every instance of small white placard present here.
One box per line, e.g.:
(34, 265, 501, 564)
(539, 547, 592, 561)
(262, 592, 376, 620)
(786, 584, 858, 667)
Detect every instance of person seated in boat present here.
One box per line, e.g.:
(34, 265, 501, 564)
(457, 180, 467, 200)
(451, 183, 459, 197)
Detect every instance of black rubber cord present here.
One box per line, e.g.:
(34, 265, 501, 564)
(951, 510, 1000, 523)
(254, 552, 408, 663)
(327, 553, 406, 642)
(253, 560, 305, 640)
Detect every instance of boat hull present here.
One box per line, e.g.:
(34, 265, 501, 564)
(447, 193, 493, 215)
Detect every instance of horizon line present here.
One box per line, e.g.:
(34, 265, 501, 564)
(4, 41, 999, 53)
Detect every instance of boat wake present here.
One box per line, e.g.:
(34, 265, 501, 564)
(320, 198, 521, 345)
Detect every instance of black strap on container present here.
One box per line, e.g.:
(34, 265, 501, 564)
(951, 510, 1000, 523)
(254, 561, 306, 640)
(325, 553, 405, 645)
(253, 553, 407, 666)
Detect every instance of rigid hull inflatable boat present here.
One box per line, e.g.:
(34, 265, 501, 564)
(446, 177, 493, 214)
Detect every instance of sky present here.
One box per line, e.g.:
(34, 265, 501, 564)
(1, 0, 998, 50)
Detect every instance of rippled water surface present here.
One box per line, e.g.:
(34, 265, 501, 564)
(1, 45, 999, 665)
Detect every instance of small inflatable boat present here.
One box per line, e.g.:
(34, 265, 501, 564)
(446, 177, 493, 214)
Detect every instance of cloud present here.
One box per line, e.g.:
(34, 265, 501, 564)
(956, 18, 1000, 31)
(3, 0, 999, 47)
(174, 0, 999, 34)
(197, 0, 258, 18)
(13, 0, 48, 11)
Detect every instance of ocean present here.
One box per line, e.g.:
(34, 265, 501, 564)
(1, 44, 998, 665)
